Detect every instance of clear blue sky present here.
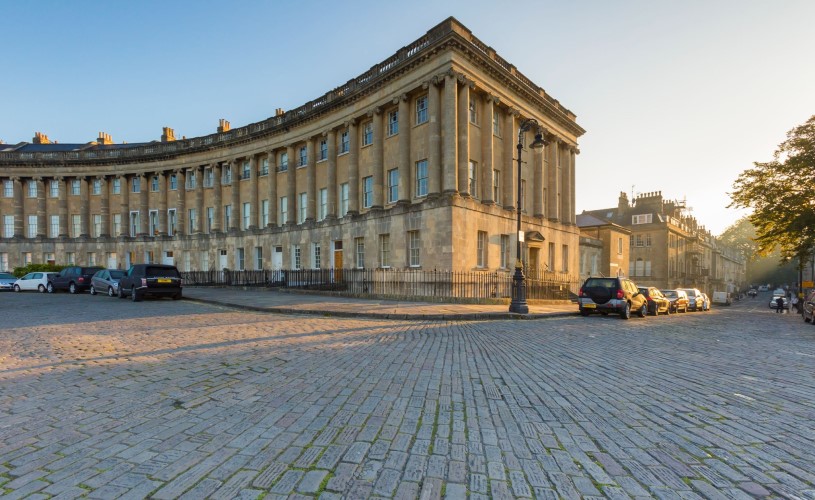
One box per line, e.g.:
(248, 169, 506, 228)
(2, 0, 814, 235)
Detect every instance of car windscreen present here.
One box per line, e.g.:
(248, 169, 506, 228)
(145, 267, 180, 278)
(0, 273, 14, 279)
(109, 270, 126, 279)
(662, 291, 677, 298)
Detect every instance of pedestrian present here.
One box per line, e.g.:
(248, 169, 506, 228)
(791, 294, 799, 314)
(776, 295, 784, 313)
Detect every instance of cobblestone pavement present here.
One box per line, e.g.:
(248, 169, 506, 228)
(1, 292, 814, 499)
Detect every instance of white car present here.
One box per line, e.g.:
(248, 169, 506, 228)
(13, 272, 59, 292)
(770, 294, 789, 310)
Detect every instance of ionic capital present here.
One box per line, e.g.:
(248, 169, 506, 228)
(507, 107, 521, 117)
(485, 94, 500, 105)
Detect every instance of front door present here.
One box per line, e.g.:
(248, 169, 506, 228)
(529, 247, 540, 278)
(218, 249, 228, 270)
(333, 240, 343, 283)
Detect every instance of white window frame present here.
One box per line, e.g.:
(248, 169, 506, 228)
(339, 183, 349, 217)
(477, 231, 487, 268)
(379, 234, 390, 268)
(387, 110, 398, 136)
(27, 215, 37, 238)
(416, 95, 428, 124)
(362, 176, 373, 208)
(318, 188, 328, 221)
(340, 131, 350, 154)
(355, 237, 365, 269)
(408, 231, 420, 267)
(112, 178, 121, 194)
(416, 160, 428, 198)
(298, 192, 307, 224)
(387, 169, 399, 203)
(362, 122, 373, 146)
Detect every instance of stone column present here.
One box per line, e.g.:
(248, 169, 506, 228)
(286, 146, 297, 224)
(266, 152, 277, 227)
(481, 95, 496, 204)
(371, 108, 384, 209)
(36, 177, 47, 238)
(99, 176, 110, 237)
(457, 77, 471, 195)
(397, 94, 410, 203)
(347, 120, 359, 215)
(569, 147, 577, 224)
(138, 174, 149, 236)
(442, 73, 458, 193)
(118, 175, 129, 237)
(80, 176, 90, 238)
(427, 78, 442, 196)
(559, 142, 568, 224)
(533, 137, 545, 218)
(546, 134, 559, 221)
(503, 108, 518, 210)
(212, 163, 222, 232)
(248, 155, 258, 229)
(195, 166, 204, 233)
(306, 138, 316, 221)
(158, 172, 168, 236)
(325, 131, 337, 218)
(176, 169, 186, 236)
(12, 177, 23, 238)
(230, 160, 240, 231)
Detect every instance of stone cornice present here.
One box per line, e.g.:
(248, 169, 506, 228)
(0, 17, 583, 168)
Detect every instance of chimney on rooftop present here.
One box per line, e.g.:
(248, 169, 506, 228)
(218, 119, 231, 133)
(275, 108, 285, 117)
(97, 132, 113, 145)
(33, 132, 51, 144)
(161, 127, 176, 142)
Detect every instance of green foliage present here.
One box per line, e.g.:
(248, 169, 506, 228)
(12, 263, 67, 278)
(729, 115, 815, 263)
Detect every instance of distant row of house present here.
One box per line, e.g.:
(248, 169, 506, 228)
(578, 191, 745, 295)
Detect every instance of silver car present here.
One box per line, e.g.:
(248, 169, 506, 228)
(89, 269, 126, 297)
(0, 272, 17, 291)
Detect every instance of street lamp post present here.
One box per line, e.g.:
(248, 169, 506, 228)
(509, 118, 546, 314)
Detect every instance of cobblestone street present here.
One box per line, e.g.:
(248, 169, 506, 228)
(1, 293, 814, 499)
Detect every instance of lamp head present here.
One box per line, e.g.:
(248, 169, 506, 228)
(530, 132, 545, 150)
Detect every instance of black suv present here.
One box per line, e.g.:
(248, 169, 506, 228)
(47, 266, 104, 294)
(118, 264, 183, 302)
(578, 276, 648, 319)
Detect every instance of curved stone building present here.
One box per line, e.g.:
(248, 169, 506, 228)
(0, 17, 584, 277)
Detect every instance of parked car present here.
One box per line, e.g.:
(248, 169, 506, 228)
(0, 272, 17, 291)
(90, 269, 126, 297)
(47, 266, 104, 294)
(118, 264, 183, 302)
(662, 289, 689, 313)
(14, 272, 59, 292)
(747, 288, 757, 298)
(638, 286, 671, 316)
(700, 293, 711, 311)
(681, 288, 704, 311)
(770, 294, 789, 310)
(802, 290, 815, 324)
(713, 291, 732, 305)
(578, 276, 648, 319)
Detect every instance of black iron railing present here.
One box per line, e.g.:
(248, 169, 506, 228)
(181, 268, 578, 301)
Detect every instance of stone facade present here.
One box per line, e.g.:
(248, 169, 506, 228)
(576, 213, 631, 281)
(581, 191, 746, 294)
(0, 18, 584, 277)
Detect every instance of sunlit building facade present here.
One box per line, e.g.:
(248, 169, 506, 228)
(0, 18, 584, 277)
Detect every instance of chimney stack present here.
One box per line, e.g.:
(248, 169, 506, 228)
(275, 108, 285, 117)
(161, 127, 176, 142)
(97, 132, 113, 145)
(33, 132, 51, 144)
(218, 119, 231, 133)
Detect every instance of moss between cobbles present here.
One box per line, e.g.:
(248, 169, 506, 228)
(316, 471, 333, 495)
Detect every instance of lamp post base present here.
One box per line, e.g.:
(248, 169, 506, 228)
(509, 266, 529, 314)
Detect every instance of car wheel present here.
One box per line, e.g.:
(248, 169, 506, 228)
(69, 282, 77, 294)
(90, 285, 97, 296)
(131, 286, 140, 302)
(637, 303, 647, 318)
(118, 286, 125, 299)
(108, 286, 115, 297)
(13, 284, 21, 292)
(580, 308, 591, 317)
(47, 282, 54, 293)
(38, 284, 46, 293)
(665, 305, 671, 315)
(172, 292, 182, 300)
(620, 302, 631, 320)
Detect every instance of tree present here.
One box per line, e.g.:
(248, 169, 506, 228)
(729, 115, 815, 264)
